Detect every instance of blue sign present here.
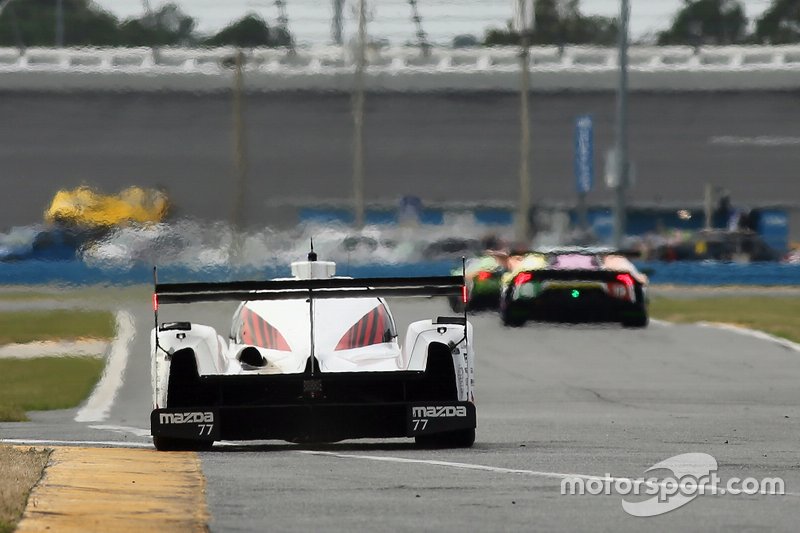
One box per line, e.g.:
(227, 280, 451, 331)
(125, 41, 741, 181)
(574, 115, 594, 194)
(758, 209, 789, 252)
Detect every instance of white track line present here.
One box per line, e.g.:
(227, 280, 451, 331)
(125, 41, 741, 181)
(649, 318, 673, 327)
(0, 339, 108, 359)
(89, 424, 152, 438)
(297, 450, 793, 497)
(695, 321, 800, 353)
(74, 310, 136, 423)
(0, 438, 152, 448)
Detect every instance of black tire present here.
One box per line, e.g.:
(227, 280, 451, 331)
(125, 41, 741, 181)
(500, 301, 526, 327)
(621, 307, 649, 328)
(622, 313, 650, 328)
(153, 436, 214, 452)
(154, 350, 216, 452)
(622, 285, 649, 328)
(449, 296, 466, 314)
(415, 428, 475, 449)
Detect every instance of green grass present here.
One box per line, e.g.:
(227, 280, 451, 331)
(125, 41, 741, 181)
(0, 357, 105, 422)
(0, 446, 50, 533)
(0, 285, 149, 303)
(650, 296, 800, 343)
(0, 310, 114, 344)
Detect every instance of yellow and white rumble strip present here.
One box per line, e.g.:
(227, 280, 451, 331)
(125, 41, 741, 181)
(16, 446, 208, 532)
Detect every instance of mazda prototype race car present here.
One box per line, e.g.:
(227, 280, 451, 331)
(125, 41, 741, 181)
(150, 255, 476, 451)
(499, 249, 649, 328)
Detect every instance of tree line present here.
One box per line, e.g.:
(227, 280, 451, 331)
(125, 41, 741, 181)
(0, 0, 799, 49)
(483, 0, 800, 48)
(0, 0, 290, 48)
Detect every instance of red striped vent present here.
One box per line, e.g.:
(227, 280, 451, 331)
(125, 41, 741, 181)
(335, 306, 389, 351)
(240, 307, 291, 351)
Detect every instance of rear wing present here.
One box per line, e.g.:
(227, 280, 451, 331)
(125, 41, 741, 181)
(515, 269, 642, 285)
(154, 275, 465, 304)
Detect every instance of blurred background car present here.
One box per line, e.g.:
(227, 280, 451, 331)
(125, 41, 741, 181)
(44, 186, 170, 229)
(449, 254, 507, 312)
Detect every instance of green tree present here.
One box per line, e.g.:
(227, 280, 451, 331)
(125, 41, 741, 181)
(754, 0, 800, 44)
(657, 0, 747, 46)
(118, 3, 196, 46)
(0, 0, 120, 47)
(484, 0, 616, 47)
(204, 14, 290, 48)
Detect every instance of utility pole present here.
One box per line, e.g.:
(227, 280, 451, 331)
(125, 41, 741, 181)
(516, 0, 534, 244)
(142, 0, 160, 64)
(275, 0, 295, 53)
(408, 0, 431, 58)
(231, 50, 248, 262)
(332, 0, 344, 45)
(612, 0, 630, 249)
(352, 0, 367, 228)
(55, 0, 64, 47)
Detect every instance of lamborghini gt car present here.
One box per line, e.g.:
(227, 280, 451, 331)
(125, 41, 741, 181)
(499, 248, 649, 328)
(45, 185, 169, 228)
(150, 254, 476, 450)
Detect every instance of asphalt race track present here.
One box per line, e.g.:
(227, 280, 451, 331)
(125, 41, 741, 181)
(2, 295, 798, 531)
(1, 91, 799, 230)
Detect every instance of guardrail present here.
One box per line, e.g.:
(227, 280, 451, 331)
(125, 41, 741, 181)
(1, 45, 800, 92)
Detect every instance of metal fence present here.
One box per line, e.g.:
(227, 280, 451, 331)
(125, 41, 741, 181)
(2, 45, 800, 91)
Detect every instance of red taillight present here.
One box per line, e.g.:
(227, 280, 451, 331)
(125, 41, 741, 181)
(462, 285, 468, 303)
(616, 273, 634, 288)
(476, 271, 493, 281)
(152, 293, 158, 312)
(515, 272, 533, 286)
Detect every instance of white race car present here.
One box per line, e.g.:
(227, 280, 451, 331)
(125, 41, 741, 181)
(150, 253, 476, 450)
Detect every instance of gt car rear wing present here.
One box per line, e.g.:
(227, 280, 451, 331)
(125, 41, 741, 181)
(514, 269, 642, 284)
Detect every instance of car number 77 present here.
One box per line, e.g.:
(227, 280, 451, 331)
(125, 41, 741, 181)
(198, 423, 214, 436)
(412, 419, 428, 431)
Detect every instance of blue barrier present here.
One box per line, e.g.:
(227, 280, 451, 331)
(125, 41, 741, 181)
(636, 261, 800, 286)
(1, 259, 800, 286)
(0, 260, 456, 286)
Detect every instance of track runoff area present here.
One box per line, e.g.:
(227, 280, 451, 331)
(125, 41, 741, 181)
(2, 295, 799, 531)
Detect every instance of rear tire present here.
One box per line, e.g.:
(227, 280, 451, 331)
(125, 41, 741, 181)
(621, 307, 649, 328)
(622, 285, 649, 328)
(154, 350, 216, 452)
(500, 301, 526, 327)
(449, 296, 466, 314)
(622, 314, 650, 329)
(415, 428, 475, 449)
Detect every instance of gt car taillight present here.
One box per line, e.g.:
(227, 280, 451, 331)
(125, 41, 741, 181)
(476, 271, 493, 281)
(616, 273, 634, 288)
(514, 272, 533, 286)
(152, 293, 158, 312)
